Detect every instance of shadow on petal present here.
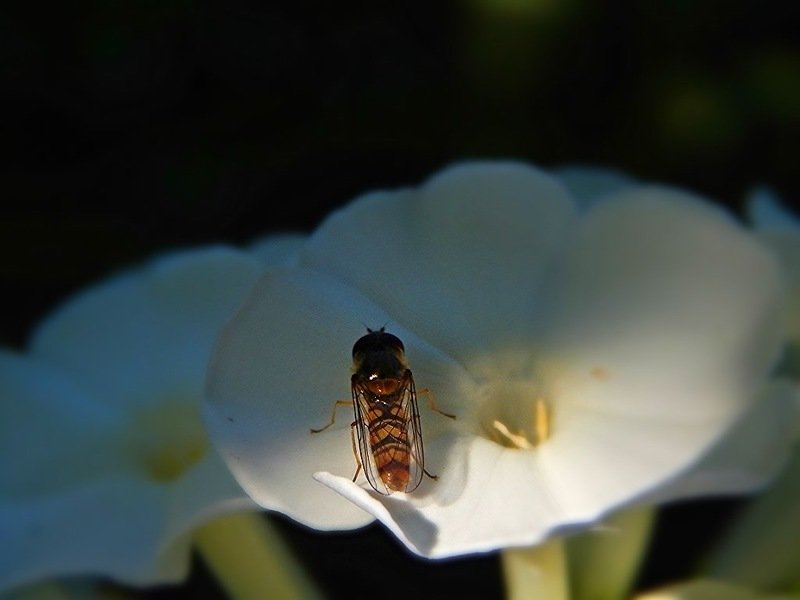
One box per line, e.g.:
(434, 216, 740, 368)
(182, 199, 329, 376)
(313, 472, 441, 556)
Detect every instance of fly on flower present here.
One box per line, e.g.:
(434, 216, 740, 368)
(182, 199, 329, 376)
(311, 327, 454, 495)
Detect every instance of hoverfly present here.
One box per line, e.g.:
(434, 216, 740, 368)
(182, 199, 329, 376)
(310, 327, 454, 495)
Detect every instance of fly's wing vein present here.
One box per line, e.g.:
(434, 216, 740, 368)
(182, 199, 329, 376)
(353, 382, 389, 495)
(405, 371, 425, 492)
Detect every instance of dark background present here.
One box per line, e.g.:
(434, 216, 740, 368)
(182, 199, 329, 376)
(2, 1, 797, 597)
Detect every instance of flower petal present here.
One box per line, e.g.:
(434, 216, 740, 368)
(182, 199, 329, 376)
(0, 351, 126, 499)
(523, 189, 787, 530)
(747, 185, 799, 230)
(29, 247, 263, 409)
(0, 474, 189, 591)
(314, 436, 575, 558)
(549, 186, 784, 415)
(205, 267, 468, 529)
(555, 164, 638, 209)
(643, 380, 798, 502)
(248, 233, 306, 266)
(750, 196, 800, 344)
(299, 161, 577, 363)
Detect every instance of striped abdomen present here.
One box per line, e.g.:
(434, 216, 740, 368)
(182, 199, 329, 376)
(366, 399, 412, 492)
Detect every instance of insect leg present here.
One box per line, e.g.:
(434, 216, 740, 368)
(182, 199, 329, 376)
(349, 420, 363, 482)
(417, 388, 456, 420)
(422, 466, 439, 481)
(310, 399, 354, 433)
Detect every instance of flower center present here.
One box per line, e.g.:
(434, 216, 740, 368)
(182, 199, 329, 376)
(126, 396, 208, 482)
(476, 378, 553, 450)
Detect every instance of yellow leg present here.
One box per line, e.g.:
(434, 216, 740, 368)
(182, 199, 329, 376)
(309, 399, 353, 433)
(422, 466, 439, 481)
(349, 421, 363, 482)
(416, 388, 452, 482)
(418, 388, 456, 420)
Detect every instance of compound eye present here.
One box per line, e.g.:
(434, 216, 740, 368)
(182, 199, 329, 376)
(382, 333, 404, 354)
(352, 334, 370, 358)
(351, 329, 405, 357)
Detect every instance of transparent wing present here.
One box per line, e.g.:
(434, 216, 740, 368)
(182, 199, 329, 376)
(352, 380, 389, 495)
(352, 370, 425, 495)
(404, 372, 425, 492)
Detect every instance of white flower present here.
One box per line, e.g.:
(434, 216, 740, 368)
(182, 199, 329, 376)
(0, 245, 286, 592)
(555, 164, 639, 208)
(248, 233, 306, 267)
(677, 187, 800, 595)
(748, 186, 800, 232)
(204, 162, 792, 558)
(748, 187, 800, 378)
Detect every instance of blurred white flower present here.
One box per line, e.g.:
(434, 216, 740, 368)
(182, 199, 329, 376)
(248, 233, 306, 267)
(204, 162, 792, 558)
(748, 186, 799, 232)
(686, 188, 800, 596)
(555, 164, 639, 208)
(0, 244, 295, 592)
(748, 187, 800, 383)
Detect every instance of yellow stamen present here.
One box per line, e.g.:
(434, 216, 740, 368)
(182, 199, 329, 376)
(487, 397, 552, 449)
(493, 420, 534, 449)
